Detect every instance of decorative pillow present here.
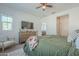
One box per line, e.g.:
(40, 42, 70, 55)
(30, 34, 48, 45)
(27, 36, 38, 51)
(67, 31, 77, 42)
(75, 37, 79, 49)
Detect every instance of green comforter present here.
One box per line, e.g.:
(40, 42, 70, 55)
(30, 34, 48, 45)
(23, 35, 79, 56)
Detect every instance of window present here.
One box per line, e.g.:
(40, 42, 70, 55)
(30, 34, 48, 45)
(1, 16, 13, 30)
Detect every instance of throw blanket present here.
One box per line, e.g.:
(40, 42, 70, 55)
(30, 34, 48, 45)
(67, 30, 79, 42)
(67, 30, 79, 48)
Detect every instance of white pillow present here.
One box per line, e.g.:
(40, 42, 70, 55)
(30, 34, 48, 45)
(75, 37, 79, 49)
(67, 35, 72, 42)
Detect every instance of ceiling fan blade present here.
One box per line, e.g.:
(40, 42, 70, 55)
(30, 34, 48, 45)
(36, 6, 41, 9)
(47, 5, 52, 7)
(40, 3, 47, 5)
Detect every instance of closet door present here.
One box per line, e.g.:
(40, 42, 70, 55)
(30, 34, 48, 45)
(57, 15, 69, 36)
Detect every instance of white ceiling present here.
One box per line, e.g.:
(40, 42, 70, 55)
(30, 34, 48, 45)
(0, 3, 79, 18)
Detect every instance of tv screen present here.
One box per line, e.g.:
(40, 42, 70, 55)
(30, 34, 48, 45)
(21, 21, 33, 29)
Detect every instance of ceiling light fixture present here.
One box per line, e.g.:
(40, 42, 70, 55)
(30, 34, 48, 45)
(42, 5, 46, 11)
(36, 3, 52, 11)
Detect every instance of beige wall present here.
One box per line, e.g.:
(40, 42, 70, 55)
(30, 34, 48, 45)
(40, 7, 79, 35)
(1, 5, 79, 42)
(0, 5, 40, 43)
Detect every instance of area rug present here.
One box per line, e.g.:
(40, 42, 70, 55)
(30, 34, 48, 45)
(7, 48, 26, 56)
(0, 53, 7, 56)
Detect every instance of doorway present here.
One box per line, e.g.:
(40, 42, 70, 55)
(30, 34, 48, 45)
(57, 15, 69, 37)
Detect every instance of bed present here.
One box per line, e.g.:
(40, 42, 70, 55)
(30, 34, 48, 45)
(23, 35, 79, 56)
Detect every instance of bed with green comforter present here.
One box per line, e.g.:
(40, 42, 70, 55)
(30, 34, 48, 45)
(23, 35, 79, 56)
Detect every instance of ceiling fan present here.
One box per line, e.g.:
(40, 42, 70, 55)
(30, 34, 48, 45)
(36, 3, 53, 11)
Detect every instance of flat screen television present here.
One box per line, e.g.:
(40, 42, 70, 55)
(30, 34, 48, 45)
(21, 21, 34, 29)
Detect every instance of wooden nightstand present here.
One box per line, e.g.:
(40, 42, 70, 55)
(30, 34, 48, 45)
(19, 31, 37, 44)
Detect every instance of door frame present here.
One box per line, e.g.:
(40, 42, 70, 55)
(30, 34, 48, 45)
(56, 15, 69, 36)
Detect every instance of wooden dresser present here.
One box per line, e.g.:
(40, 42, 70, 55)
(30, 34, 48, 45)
(19, 30, 37, 44)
